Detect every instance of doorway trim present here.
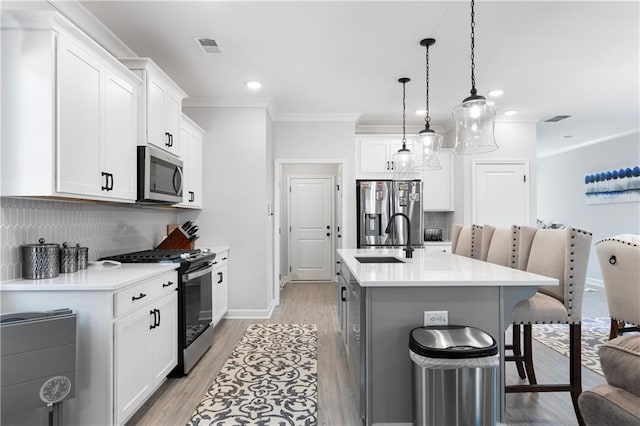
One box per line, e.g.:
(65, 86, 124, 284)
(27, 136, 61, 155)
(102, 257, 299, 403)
(273, 158, 347, 306)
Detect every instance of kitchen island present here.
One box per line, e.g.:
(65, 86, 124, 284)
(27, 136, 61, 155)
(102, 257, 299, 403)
(337, 248, 557, 426)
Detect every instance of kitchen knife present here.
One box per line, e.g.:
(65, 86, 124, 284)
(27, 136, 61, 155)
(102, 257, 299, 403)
(187, 226, 198, 236)
(188, 234, 198, 242)
(181, 221, 193, 231)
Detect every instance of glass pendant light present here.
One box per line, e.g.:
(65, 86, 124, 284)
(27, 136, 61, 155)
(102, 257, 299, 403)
(452, 0, 498, 155)
(416, 38, 443, 170)
(393, 77, 417, 180)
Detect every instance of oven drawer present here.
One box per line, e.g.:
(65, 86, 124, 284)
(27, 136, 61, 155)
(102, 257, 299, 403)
(114, 271, 178, 318)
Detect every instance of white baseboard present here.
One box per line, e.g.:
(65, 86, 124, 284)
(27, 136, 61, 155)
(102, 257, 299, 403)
(280, 276, 288, 290)
(586, 277, 604, 288)
(225, 300, 277, 320)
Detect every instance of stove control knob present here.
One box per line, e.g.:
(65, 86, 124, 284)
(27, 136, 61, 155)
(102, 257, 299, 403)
(180, 253, 190, 259)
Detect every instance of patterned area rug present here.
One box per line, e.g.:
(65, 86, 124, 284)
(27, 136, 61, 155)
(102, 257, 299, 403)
(531, 317, 611, 376)
(188, 323, 318, 425)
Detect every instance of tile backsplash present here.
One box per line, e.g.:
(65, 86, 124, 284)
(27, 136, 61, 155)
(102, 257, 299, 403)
(0, 197, 179, 281)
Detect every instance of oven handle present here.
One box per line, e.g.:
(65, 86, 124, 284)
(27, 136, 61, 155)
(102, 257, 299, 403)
(183, 263, 214, 282)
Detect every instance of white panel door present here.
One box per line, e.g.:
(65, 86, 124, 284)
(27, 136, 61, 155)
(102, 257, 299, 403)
(473, 161, 529, 227)
(289, 177, 334, 281)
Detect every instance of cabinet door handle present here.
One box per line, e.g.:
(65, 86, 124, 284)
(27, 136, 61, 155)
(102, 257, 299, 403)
(341, 287, 346, 302)
(101, 172, 109, 191)
(386, 161, 390, 170)
(189, 191, 195, 202)
(149, 310, 156, 329)
(132, 293, 147, 301)
(391, 161, 395, 170)
(162, 281, 173, 288)
(222, 257, 227, 261)
(217, 272, 223, 284)
(156, 308, 161, 327)
(108, 173, 114, 191)
(165, 132, 171, 147)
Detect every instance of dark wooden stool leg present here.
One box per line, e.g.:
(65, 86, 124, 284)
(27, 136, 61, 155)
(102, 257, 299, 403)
(523, 324, 537, 385)
(512, 324, 526, 379)
(609, 317, 619, 340)
(569, 323, 584, 426)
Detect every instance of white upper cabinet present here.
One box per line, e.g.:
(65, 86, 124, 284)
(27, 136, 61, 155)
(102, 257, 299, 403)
(120, 58, 187, 157)
(177, 114, 205, 209)
(422, 149, 455, 211)
(356, 135, 417, 179)
(1, 10, 140, 202)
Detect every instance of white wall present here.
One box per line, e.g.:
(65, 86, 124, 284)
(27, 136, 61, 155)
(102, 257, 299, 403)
(182, 107, 273, 315)
(538, 131, 640, 282)
(273, 121, 357, 250)
(452, 121, 538, 226)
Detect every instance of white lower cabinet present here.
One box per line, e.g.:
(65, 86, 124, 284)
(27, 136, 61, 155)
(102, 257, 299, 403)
(212, 250, 229, 327)
(114, 275, 177, 425)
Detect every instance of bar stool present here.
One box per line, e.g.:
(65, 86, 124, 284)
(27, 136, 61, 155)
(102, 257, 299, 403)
(506, 226, 593, 426)
(451, 223, 483, 259)
(596, 235, 640, 340)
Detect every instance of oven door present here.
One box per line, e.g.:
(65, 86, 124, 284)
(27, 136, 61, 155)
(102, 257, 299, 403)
(180, 262, 214, 373)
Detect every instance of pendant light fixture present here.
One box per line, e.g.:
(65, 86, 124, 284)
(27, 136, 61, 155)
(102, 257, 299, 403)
(393, 77, 417, 180)
(416, 38, 443, 170)
(452, 0, 498, 154)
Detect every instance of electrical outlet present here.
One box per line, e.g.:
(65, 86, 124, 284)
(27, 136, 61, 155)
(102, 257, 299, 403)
(424, 310, 448, 326)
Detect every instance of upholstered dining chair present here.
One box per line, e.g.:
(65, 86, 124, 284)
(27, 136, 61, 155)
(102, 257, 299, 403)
(506, 226, 593, 426)
(451, 223, 483, 259)
(596, 234, 640, 340)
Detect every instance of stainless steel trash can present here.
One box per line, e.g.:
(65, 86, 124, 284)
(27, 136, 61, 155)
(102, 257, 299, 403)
(409, 325, 499, 426)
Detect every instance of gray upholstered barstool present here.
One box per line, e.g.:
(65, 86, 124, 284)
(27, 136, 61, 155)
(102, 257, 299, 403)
(506, 226, 593, 426)
(596, 234, 640, 340)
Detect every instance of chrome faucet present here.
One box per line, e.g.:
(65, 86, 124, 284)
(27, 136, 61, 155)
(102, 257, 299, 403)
(385, 213, 414, 258)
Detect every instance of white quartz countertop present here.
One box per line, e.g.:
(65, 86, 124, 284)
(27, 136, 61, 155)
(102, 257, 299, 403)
(338, 248, 558, 288)
(0, 263, 178, 291)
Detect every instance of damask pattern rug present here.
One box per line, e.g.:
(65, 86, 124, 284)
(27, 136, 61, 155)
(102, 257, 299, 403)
(188, 323, 318, 426)
(531, 317, 612, 376)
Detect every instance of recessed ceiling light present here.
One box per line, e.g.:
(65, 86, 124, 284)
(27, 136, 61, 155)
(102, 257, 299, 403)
(488, 90, 504, 97)
(561, 135, 573, 139)
(504, 110, 518, 116)
(246, 81, 262, 90)
(415, 109, 427, 116)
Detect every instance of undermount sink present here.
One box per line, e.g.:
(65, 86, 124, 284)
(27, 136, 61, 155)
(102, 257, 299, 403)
(355, 256, 406, 264)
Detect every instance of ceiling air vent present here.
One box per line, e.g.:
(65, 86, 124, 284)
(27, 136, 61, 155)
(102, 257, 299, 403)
(194, 37, 221, 54)
(544, 115, 571, 123)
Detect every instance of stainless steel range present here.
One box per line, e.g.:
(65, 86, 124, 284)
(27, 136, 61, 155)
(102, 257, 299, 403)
(102, 248, 216, 375)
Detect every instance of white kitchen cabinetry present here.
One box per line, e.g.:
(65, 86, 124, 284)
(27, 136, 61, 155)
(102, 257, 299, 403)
(212, 250, 229, 326)
(114, 276, 177, 425)
(1, 10, 140, 202)
(177, 114, 205, 209)
(422, 149, 455, 211)
(0, 265, 178, 426)
(120, 58, 187, 157)
(356, 135, 417, 178)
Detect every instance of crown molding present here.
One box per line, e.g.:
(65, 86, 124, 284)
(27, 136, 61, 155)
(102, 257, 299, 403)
(274, 113, 361, 122)
(48, 0, 137, 58)
(183, 97, 278, 120)
(537, 128, 640, 159)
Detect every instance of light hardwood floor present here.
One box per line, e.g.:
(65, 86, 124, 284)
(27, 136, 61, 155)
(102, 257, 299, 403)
(128, 282, 610, 426)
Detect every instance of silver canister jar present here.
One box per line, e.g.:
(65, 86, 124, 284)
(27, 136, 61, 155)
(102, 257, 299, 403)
(60, 242, 78, 274)
(21, 238, 60, 279)
(76, 244, 89, 270)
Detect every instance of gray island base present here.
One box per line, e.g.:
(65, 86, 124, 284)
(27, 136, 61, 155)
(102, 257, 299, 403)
(337, 248, 557, 426)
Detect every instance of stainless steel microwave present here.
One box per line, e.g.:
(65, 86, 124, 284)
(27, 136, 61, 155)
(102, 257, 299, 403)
(137, 146, 183, 204)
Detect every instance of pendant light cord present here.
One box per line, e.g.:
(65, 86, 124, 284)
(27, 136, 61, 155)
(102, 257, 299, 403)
(402, 79, 407, 147)
(424, 44, 431, 130)
(470, 0, 477, 97)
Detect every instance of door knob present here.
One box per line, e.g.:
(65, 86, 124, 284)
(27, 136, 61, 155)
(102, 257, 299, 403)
(326, 232, 331, 237)
(326, 225, 331, 229)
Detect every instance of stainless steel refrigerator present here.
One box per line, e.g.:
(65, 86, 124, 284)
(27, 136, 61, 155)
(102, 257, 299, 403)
(357, 180, 423, 248)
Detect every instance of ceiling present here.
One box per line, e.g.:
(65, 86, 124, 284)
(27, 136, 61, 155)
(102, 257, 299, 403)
(79, 1, 640, 157)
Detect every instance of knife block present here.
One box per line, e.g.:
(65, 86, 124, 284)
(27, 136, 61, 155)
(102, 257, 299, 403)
(156, 225, 195, 250)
